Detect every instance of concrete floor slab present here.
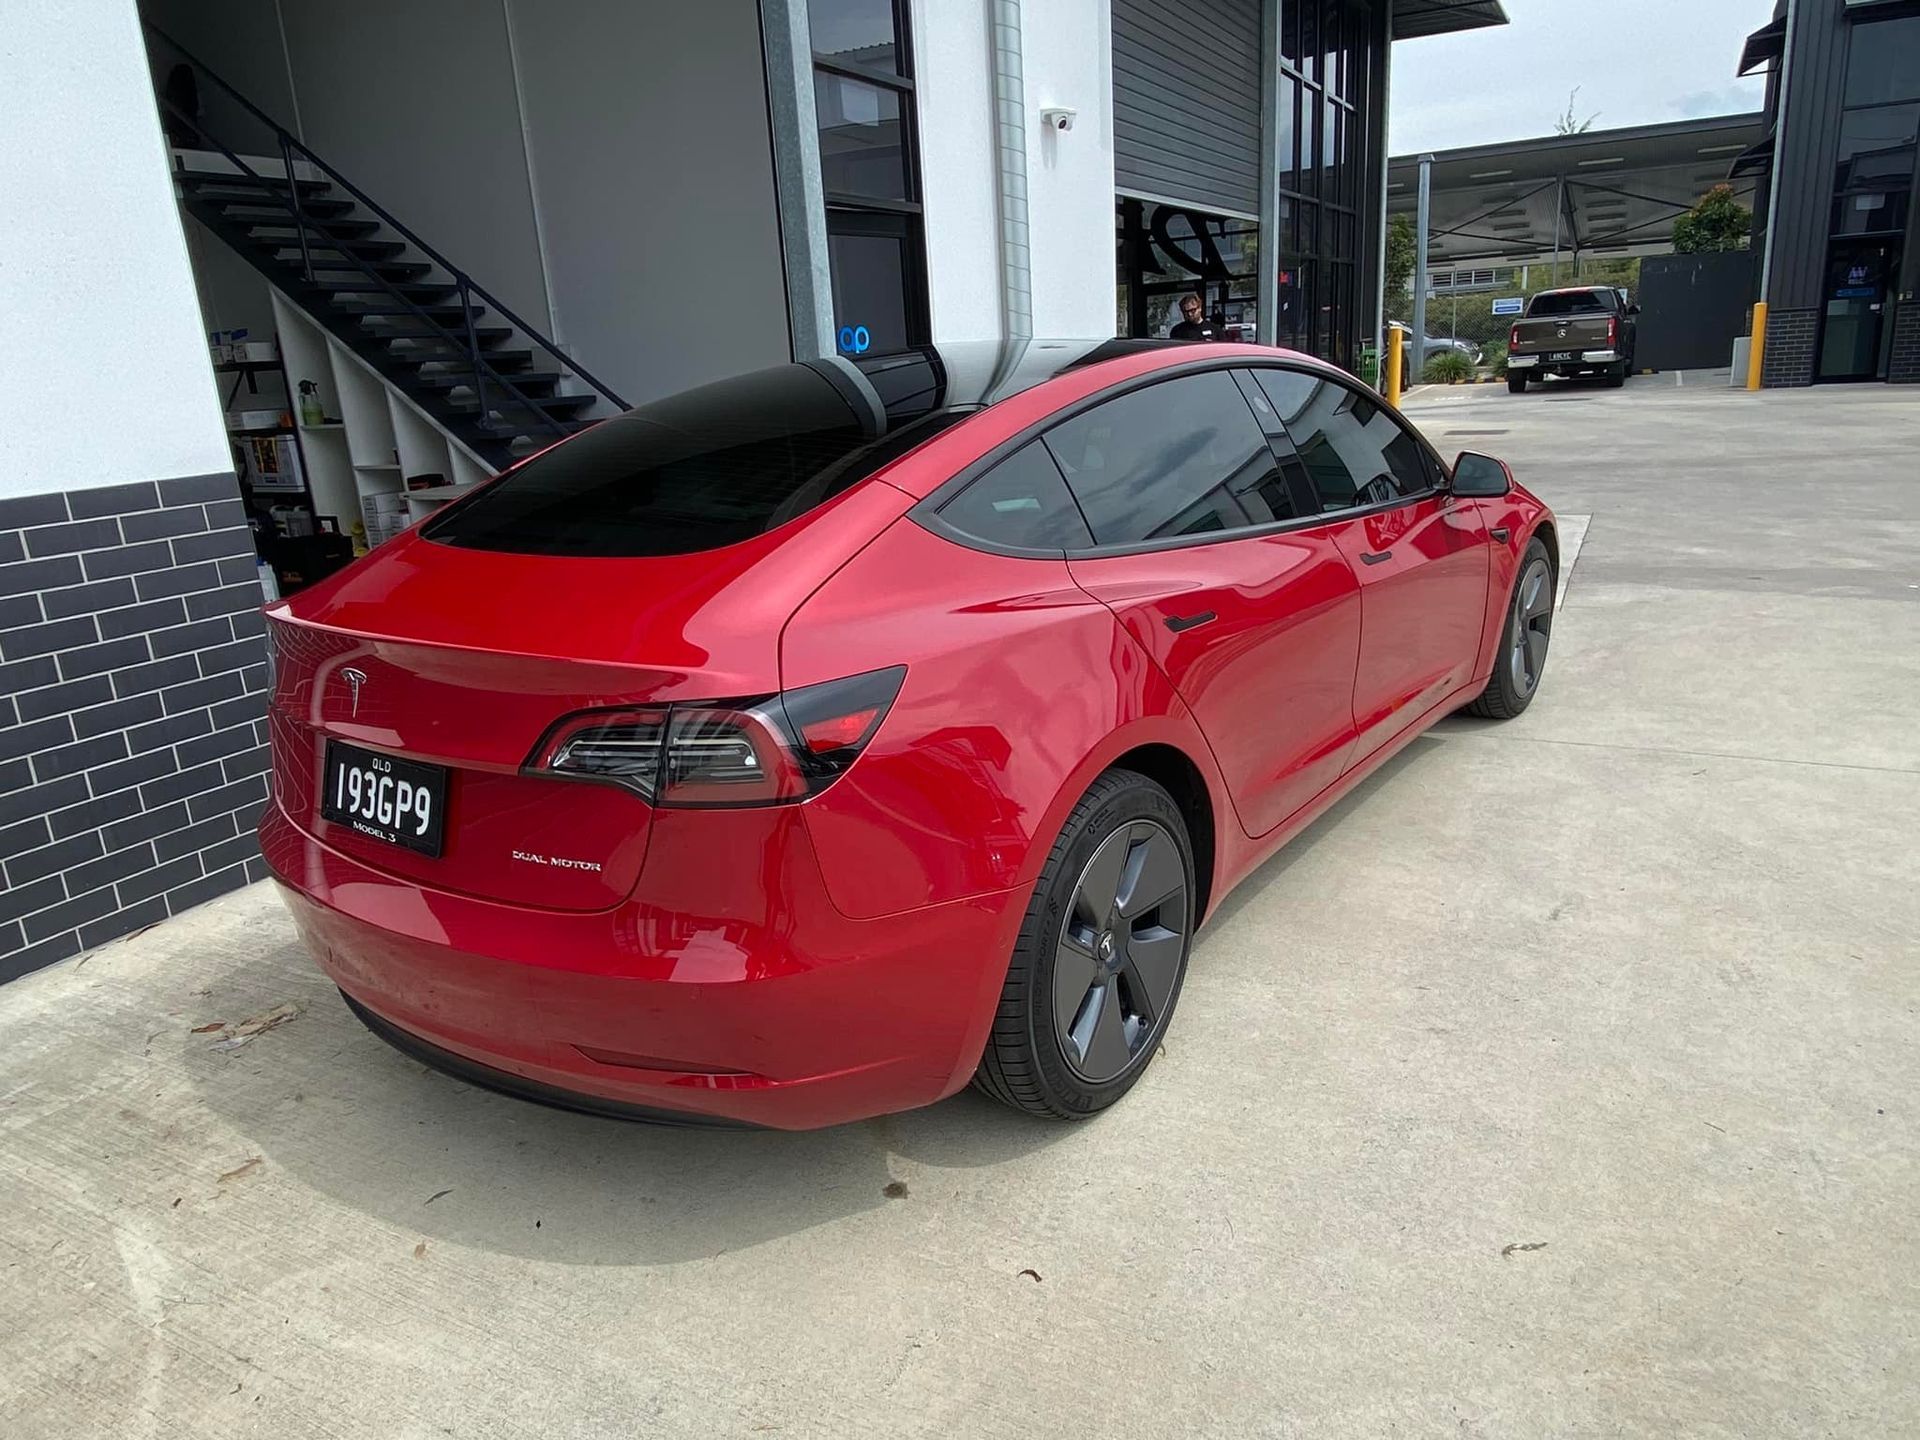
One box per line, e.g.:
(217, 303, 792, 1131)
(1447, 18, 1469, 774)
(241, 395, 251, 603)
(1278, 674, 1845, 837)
(3, 376, 1918, 1437)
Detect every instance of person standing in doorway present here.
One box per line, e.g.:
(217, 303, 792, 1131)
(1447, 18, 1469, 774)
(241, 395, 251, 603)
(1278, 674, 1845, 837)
(1169, 293, 1227, 341)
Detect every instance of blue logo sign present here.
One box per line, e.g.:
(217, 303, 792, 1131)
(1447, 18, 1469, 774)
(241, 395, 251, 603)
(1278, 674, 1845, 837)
(1491, 297, 1525, 316)
(837, 324, 872, 355)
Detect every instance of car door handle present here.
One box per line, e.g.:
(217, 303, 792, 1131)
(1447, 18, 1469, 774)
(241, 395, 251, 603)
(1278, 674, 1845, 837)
(1358, 550, 1392, 566)
(1164, 610, 1216, 633)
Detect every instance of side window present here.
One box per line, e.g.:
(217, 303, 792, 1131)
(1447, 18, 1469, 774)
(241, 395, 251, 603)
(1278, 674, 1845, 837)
(1042, 371, 1278, 546)
(937, 442, 1094, 550)
(1253, 368, 1437, 514)
(1230, 371, 1322, 525)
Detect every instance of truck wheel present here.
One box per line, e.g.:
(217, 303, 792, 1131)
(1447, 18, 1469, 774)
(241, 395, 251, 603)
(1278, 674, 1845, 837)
(1604, 363, 1628, 388)
(1507, 372, 1528, 394)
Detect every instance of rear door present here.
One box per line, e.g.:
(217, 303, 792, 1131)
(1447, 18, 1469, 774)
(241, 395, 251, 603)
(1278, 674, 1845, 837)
(1049, 368, 1362, 837)
(1249, 366, 1488, 764)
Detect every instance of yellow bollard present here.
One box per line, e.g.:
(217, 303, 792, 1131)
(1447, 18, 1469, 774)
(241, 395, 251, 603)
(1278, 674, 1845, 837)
(1384, 323, 1405, 408)
(1746, 301, 1768, 391)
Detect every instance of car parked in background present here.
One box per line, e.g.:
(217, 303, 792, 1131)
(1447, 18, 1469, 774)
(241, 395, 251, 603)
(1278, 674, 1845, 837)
(1506, 286, 1639, 390)
(262, 339, 1557, 1130)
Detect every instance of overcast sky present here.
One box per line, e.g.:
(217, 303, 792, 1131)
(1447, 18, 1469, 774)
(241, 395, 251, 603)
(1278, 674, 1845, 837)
(1387, 0, 1770, 155)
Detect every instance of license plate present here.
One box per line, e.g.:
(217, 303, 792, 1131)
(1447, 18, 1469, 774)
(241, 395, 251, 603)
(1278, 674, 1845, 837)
(1548, 351, 1575, 362)
(321, 740, 447, 856)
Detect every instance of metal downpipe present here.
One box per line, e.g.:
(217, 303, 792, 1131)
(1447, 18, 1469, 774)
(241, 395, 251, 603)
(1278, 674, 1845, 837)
(990, 0, 1033, 342)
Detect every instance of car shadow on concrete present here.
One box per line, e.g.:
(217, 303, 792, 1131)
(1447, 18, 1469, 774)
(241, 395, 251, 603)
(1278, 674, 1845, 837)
(177, 737, 1437, 1268)
(177, 942, 1075, 1267)
(1199, 738, 1431, 938)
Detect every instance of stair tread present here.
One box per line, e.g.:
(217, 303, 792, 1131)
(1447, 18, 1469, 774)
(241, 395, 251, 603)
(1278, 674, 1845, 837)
(182, 176, 332, 198)
(224, 199, 356, 220)
(245, 219, 380, 238)
(262, 239, 407, 258)
(409, 370, 561, 390)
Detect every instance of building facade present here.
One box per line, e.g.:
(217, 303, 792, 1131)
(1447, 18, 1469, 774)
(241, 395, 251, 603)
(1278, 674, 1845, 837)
(1, 0, 1502, 982)
(1741, 0, 1920, 384)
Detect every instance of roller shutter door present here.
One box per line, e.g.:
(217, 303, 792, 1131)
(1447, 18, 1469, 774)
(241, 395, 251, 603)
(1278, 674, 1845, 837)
(1112, 0, 1264, 217)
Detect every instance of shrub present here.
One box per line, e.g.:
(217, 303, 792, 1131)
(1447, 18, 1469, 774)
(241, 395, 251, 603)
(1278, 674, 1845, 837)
(1423, 351, 1475, 384)
(1481, 340, 1509, 374)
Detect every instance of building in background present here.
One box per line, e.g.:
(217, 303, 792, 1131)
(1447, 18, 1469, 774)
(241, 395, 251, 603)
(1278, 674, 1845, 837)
(1113, 0, 1506, 366)
(3, 0, 1505, 982)
(1383, 114, 1767, 370)
(1740, 0, 1920, 385)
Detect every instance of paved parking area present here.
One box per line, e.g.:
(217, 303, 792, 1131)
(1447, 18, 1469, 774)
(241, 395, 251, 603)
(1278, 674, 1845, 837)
(4, 375, 1917, 1438)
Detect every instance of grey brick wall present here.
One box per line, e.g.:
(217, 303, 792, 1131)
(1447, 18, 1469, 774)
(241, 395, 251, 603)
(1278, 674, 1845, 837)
(1, 473, 270, 983)
(1890, 304, 1920, 386)
(1761, 307, 1819, 388)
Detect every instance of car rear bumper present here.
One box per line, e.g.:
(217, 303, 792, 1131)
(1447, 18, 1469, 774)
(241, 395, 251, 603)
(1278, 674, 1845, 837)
(1508, 350, 1619, 369)
(261, 800, 1024, 1129)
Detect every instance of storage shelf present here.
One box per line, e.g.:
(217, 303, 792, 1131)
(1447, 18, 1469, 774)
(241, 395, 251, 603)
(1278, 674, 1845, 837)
(299, 421, 345, 432)
(214, 359, 283, 374)
(352, 462, 401, 472)
(228, 424, 294, 437)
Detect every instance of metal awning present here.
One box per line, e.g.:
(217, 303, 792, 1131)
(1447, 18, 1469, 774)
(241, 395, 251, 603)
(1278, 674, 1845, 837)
(1738, 16, 1786, 75)
(1387, 113, 1768, 267)
(1391, 1, 1509, 41)
(1728, 133, 1776, 178)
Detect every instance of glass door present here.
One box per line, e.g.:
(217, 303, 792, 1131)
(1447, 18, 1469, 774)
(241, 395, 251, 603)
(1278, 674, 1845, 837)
(1818, 241, 1898, 381)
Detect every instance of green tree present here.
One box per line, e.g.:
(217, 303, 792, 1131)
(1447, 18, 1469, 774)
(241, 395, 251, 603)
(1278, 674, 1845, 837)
(1554, 87, 1598, 135)
(1672, 184, 1753, 253)
(1384, 214, 1416, 319)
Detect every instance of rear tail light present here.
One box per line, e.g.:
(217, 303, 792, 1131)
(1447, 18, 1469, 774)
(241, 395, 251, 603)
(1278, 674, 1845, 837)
(1509, 324, 1521, 349)
(1607, 315, 1618, 347)
(530, 666, 905, 808)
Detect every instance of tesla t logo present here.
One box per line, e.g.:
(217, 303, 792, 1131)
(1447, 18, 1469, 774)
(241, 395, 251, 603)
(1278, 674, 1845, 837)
(340, 667, 368, 718)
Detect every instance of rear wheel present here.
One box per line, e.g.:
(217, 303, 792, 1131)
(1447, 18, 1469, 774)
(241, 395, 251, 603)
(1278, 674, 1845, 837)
(974, 770, 1194, 1119)
(1507, 372, 1529, 393)
(1604, 363, 1628, 388)
(1467, 538, 1554, 720)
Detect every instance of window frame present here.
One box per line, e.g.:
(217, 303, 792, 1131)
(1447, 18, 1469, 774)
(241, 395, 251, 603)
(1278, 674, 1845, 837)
(912, 357, 1456, 562)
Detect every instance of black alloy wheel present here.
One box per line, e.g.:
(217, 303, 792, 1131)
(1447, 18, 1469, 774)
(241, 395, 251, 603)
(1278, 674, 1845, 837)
(974, 769, 1196, 1118)
(1052, 819, 1188, 1083)
(1468, 537, 1554, 720)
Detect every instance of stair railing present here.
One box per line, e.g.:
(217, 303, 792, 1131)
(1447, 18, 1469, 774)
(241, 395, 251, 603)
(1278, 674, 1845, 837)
(143, 21, 627, 448)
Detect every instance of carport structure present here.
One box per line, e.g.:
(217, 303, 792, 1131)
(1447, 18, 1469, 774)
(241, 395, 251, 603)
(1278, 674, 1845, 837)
(1387, 113, 1769, 279)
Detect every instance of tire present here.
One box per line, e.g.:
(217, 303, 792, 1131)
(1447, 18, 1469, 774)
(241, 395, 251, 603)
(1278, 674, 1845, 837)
(1604, 363, 1628, 388)
(973, 769, 1196, 1120)
(1507, 372, 1529, 393)
(1467, 537, 1555, 720)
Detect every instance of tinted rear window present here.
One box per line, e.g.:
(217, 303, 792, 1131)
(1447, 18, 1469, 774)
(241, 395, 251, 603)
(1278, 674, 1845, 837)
(937, 442, 1094, 550)
(426, 365, 961, 557)
(1527, 290, 1612, 317)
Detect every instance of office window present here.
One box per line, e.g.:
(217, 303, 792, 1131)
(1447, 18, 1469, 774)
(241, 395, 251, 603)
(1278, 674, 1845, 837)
(809, 0, 925, 355)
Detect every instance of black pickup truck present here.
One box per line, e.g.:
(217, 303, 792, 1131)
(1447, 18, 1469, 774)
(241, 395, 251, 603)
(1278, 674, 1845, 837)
(1505, 287, 1639, 392)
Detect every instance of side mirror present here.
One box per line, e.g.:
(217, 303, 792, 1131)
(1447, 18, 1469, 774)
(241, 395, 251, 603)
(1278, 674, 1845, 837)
(1452, 451, 1513, 498)
(1628, 303, 1642, 316)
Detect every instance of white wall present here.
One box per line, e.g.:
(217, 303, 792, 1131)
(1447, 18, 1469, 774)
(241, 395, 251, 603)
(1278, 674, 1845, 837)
(1020, 0, 1117, 337)
(0, 0, 231, 497)
(912, 0, 1004, 341)
(910, 0, 1117, 343)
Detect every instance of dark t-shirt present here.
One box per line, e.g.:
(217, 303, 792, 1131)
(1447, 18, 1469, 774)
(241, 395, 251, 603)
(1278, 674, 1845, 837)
(1169, 320, 1227, 341)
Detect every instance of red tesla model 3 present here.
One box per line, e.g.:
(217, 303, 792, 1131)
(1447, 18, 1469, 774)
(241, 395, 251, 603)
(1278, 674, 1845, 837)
(262, 339, 1556, 1129)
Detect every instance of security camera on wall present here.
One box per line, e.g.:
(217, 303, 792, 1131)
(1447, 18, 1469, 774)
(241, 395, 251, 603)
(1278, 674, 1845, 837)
(1040, 106, 1076, 133)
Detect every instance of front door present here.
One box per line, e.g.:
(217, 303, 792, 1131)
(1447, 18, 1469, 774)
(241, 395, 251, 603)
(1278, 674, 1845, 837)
(1244, 365, 1489, 764)
(1819, 241, 1900, 381)
(1322, 496, 1489, 761)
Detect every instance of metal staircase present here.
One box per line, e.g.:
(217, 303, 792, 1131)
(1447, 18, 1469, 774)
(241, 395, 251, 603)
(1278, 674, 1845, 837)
(145, 23, 627, 472)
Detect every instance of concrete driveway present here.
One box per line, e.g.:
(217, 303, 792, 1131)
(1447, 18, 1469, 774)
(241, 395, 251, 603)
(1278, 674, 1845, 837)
(4, 376, 1917, 1438)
